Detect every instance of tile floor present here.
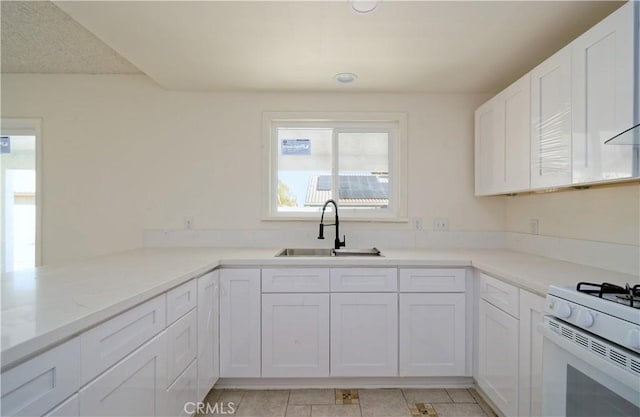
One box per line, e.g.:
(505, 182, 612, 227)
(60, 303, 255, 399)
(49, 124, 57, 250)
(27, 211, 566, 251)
(199, 388, 498, 417)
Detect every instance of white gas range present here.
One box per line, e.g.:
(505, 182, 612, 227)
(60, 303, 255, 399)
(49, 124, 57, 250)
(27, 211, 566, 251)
(541, 282, 640, 416)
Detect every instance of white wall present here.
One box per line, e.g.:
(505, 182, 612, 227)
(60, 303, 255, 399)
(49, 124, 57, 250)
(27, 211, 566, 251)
(506, 183, 640, 246)
(1, 74, 504, 265)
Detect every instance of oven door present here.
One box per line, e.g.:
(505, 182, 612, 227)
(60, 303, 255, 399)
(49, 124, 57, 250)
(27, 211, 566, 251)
(541, 318, 640, 417)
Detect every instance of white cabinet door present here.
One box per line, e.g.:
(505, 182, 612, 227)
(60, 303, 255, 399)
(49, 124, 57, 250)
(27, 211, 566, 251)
(572, 1, 636, 184)
(478, 300, 519, 417)
(530, 45, 573, 189)
(262, 294, 329, 377)
(197, 270, 219, 401)
(518, 291, 545, 417)
(219, 269, 261, 377)
(502, 73, 531, 192)
(399, 293, 466, 377)
(330, 293, 398, 376)
(79, 332, 167, 417)
(475, 74, 530, 195)
(475, 96, 503, 196)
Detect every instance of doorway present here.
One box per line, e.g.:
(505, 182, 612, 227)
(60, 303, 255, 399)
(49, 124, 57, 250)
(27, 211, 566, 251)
(1, 119, 41, 272)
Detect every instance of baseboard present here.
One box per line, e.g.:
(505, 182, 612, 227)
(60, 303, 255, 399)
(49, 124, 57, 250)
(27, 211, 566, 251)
(214, 376, 474, 390)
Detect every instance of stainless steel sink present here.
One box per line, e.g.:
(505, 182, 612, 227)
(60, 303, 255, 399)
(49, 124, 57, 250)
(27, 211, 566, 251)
(276, 248, 335, 257)
(333, 248, 382, 257)
(276, 247, 382, 257)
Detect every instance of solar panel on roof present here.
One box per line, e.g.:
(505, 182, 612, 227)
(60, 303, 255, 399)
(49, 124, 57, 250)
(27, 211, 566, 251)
(317, 175, 388, 199)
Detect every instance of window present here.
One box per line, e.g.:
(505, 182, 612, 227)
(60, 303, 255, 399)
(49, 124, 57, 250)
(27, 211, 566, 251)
(263, 112, 407, 220)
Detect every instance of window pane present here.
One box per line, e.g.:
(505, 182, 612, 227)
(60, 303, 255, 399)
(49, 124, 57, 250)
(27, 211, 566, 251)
(338, 132, 389, 209)
(277, 128, 332, 212)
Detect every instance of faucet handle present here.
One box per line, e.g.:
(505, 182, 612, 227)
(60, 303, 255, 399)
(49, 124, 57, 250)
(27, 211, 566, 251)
(340, 235, 346, 247)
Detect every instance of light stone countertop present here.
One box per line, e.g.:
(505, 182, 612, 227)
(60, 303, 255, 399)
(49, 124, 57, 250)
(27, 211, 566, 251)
(2, 247, 638, 370)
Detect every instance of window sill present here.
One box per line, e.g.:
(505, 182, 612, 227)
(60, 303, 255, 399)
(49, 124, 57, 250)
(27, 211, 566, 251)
(261, 216, 409, 223)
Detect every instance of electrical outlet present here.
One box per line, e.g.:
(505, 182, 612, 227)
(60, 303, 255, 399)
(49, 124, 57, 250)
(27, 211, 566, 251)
(433, 218, 449, 231)
(413, 217, 423, 230)
(530, 218, 539, 235)
(184, 217, 194, 230)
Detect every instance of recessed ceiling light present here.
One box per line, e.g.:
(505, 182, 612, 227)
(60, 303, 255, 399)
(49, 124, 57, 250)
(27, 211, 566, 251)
(335, 72, 358, 84)
(349, 0, 381, 14)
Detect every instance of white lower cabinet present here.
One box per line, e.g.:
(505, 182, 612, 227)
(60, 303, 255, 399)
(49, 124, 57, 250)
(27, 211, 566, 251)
(197, 271, 219, 401)
(477, 299, 519, 417)
(219, 268, 261, 377)
(262, 293, 330, 377)
(399, 293, 466, 376)
(1, 337, 81, 417)
(330, 293, 398, 376)
(167, 308, 198, 387)
(79, 332, 167, 417)
(166, 359, 198, 417)
(43, 394, 79, 417)
(518, 290, 545, 417)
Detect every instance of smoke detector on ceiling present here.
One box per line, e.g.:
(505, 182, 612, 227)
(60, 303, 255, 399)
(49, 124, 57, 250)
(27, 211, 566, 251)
(349, 0, 381, 14)
(335, 73, 358, 84)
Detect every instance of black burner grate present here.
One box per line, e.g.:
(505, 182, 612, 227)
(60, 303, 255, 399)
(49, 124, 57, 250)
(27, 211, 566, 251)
(576, 282, 640, 308)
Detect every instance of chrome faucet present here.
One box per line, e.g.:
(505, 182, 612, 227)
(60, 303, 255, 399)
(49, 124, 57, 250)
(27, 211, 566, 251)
(318, 199, 346, 250)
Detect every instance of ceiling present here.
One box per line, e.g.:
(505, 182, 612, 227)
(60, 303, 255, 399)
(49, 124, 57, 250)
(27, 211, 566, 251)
(1, 1, 141, 74)
(2, 1, 626, 93)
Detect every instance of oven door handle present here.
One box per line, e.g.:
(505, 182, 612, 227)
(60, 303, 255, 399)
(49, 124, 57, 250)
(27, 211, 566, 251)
(539, 324, 640, 392)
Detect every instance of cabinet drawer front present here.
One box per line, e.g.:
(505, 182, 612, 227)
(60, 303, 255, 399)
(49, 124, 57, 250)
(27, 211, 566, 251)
(167, 279, 197, 325)
(80, 332, 167, 417)
(166, 359, 198, 417)
(167, 309, 198, 387)
(81, 294, 166, 384)
(479, 273, 519, 318)
(262, 268, 329, 293)
(1, 337, 81, 417)
(330, 268, 397, 292)
(400, 268, 466, 292)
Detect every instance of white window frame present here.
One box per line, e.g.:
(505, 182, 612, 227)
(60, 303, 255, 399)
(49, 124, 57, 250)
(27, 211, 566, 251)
(262, 111, 408, 221)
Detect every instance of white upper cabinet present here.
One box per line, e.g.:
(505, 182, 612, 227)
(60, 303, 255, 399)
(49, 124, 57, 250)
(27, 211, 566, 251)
(503, 74, 531, 192)
(572, 1, 637, 184)
(476, 1, 638, 194)
(474, 73, 530, 195)
(530, 45, 573, 189)
(475, 97, 502, 196)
